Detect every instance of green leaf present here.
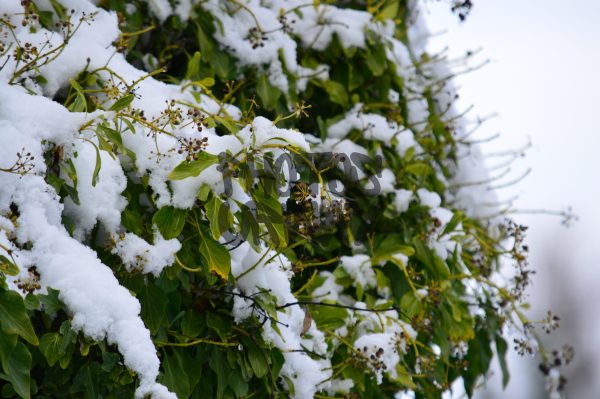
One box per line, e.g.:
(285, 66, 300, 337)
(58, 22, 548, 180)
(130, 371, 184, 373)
(372, 234, 414, 266)
(109, 94, 135, 111)
(227, 368, 248, 397)
(400, 291, 422, 318)
(323, 80, 348, 107)
(0, 255, 19, 276)
(310, 305, 348, 330)
(256, 74, 281, 109)
(253, 187, 287, 249)
(3, 342, 31, 399)
(153, 206, 188, 240)
(162, 349, 198, 399)
(378, 0, 400, 20)
(213, 115, 239, 134)
(68, 78, 87, 113)
(206, 313, 228, 342)
(247, 346, 268, 378)
(181, 311, 203, 338)
(198, 224, 231, 280)
(168, 152, 219, 180)
(140, 284, 168, 334)
(185, 51, 202, 81)
(0, 331, 17, 371)
(405, 162, 433, 177)
(38, 287, 63, 315)
(209, 348, 228, 399)
(97, 124, 137, 161)
(412, 237, 449, 279)
(0, 291, 38, 345)
(87, 140, 102, 187)
(496, 336, 510, 388)
(39, 333, 62, 367)
(366, 44, 388, 76)
(394, 364, 416, 389)
(238, 204, 260, 251)
(205, 196, 233, 240)
(442, 210, 464, 236)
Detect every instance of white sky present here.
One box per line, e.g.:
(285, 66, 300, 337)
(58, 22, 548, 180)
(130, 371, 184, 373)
(425, 1, 600, 397)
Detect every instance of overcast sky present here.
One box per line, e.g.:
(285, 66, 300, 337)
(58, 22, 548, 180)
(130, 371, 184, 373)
(425, 1, 600, 397)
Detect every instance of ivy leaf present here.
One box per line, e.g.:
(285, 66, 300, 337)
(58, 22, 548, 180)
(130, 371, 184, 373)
(394, 364, 416, 389)
(39, 333, 63, 367)
(323, 80, 348, 107)
(185, 51, 202, 80)
(253, 187, 287, 249)
(206, 312, 228, 342)
(88, 140, 102, 187)
(496, 335, 510, 388)
(205, 196, 233, 240)
(0, 331, 17, 371)
(310, 305, 348, 330)
(168, 152, 219, 180)
(377, 0, 399, 20)
(68, 78, 87, 113)
(366, 43, 388, 76)
(153, 206, 188, 240)
(0, 291, 39, 345)
(181, 311, 204, 338)
(0, 255, 19, 276)
(238, 203, 260, 252)
(372, 234, 414, 266)
(3, 342, 31, 399)
(256, 74, 281, 109)
(247, 346, 268, 378)
(442, 210, 464, 236)
(412, 238, 449, 279)
(400, 291, 422, 319)
(140, 283, 168, 334)
(198, 224, 231, 280)
(227, 368, 248, 397)
(209, 348, 228, 399)
(109, 94, 135, 111)
(161, 349, 198, 398)
(405, 162, 433, 177)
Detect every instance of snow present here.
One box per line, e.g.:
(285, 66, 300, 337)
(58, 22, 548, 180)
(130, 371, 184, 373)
(354, 332, 401, 384)
(9, 178, 175, 399)
(230, 242, 332, 398)
(63, 140, 128, 240)
(328, 103, 416, 156)
(393, 189, 414, 213)
(112, 230, 181, 277)
(340, 254, 376, 289)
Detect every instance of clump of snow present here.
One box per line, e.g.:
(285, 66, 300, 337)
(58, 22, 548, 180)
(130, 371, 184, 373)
(340, 254, 376, 289)
(10, 178, 175, 399)
(230, 242, 332, 398)
(63, 141, 128, 240)
(328, 104, 416, 156)
(393, 189, 414, 213)
(354, 332, 402, 384)
(112, 230, 181, 276)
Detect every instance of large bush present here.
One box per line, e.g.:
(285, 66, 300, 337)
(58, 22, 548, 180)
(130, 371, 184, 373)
(0, 0, 569, 398)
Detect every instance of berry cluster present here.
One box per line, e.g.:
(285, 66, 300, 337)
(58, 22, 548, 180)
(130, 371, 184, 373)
(15, 266, 41, 295)
(177, 136, 209, 162)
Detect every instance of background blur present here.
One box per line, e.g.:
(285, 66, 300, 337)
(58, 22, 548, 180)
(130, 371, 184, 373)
(425, 1, 600, 398)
